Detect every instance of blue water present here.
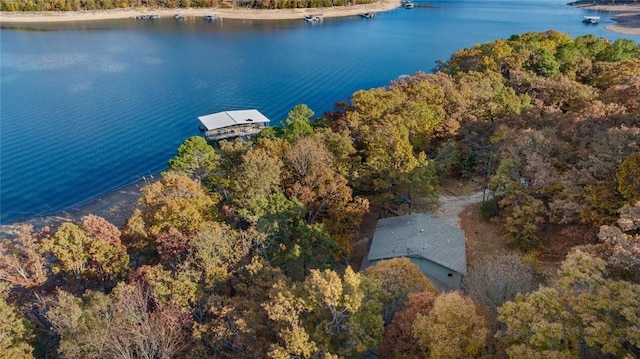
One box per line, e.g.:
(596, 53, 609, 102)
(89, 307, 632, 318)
(1, 0, 638, 224)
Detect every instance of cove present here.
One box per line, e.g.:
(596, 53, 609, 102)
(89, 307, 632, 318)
(1, 0, 638, 224)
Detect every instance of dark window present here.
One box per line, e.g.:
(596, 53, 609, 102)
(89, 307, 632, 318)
(447, 273, 453, 277)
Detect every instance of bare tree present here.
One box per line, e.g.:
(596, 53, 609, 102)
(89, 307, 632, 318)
(463, 253, 539, 331)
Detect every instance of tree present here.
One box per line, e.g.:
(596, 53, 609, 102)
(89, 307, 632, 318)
(364, 257, 437, 324)
(616, 152, 640, 203)
(0, 225, 49, 297)
(167, 136, 220, 185)
(378, 289, 436, 359)
(0, 283, 34, 359)
(488, 158, 546, 249)
(413, 291, 488, 359)
(282, 136, 368, 254)
(47, 283, 192, 359)
(281, 104, 315, 142)
(130, 173, 218, 238)
(497, 287, 579, 359)
(41, 216, 129, 286)
(42, 222, 90, 280)
(557, 250, 640, 357)
(463, 254, 538, 330)
(231, 147, 283, 223)
(267, 267, 383, 358)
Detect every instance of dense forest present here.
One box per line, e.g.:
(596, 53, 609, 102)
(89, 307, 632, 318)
(2, 31, 640, 358)
(0, 0, 375, 12)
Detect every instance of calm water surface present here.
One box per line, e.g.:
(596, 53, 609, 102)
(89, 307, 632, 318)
(1, 0, 638, 223)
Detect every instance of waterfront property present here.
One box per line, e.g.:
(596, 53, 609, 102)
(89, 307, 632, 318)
(198, 109, 270, 142)
(365, 213, 467, 291)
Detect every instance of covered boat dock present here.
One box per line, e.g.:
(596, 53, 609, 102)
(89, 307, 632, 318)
(198, 109, 270, 142)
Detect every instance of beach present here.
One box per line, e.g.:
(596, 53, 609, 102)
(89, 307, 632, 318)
(0, 178, 152, 238)
(0, 0, 401, 22)
(573, 3, 640, 35)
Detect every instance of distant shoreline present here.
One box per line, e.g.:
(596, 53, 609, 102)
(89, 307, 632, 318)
(570, 2, 640, 35)
(0, 0, 401, 23)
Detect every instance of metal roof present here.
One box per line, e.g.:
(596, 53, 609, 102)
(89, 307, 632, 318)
(367, 213, 467, 275)
(198, 109, 270, 131)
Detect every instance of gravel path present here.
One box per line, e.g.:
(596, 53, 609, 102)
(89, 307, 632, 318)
(432, 191, 487, 228)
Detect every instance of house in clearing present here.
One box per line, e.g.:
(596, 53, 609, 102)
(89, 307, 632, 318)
(365, 213, 467, 291)
(198, 109, 270, 142)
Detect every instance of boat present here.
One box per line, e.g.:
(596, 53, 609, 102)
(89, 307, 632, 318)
(403, 1, 414, 9)
(360, 12, 377, 18)
(304, 13, 323, 22)
(173, 14, 186, 20)
(203, 14, 217, 21)
(131, 14, 160, 20)
(583, 16, 600, 24)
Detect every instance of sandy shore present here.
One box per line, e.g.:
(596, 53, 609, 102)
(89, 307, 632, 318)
(573, 3, 640, 35)
(0, 178, 153, 239)
(0, 0, 401, 23)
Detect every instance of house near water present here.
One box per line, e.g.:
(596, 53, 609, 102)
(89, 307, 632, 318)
(364, 213, 467, 291)
(198, 109, 270, 142)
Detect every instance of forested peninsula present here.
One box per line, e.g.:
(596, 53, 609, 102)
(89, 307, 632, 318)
(2, 31, 640, 358)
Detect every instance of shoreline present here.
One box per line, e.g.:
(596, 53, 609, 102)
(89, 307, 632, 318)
(0, 0, 402, 23)
(572, 3, 640, 35)
(0, 178, 154, 238)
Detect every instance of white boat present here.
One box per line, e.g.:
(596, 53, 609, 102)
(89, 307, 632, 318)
(403, 1, 414, 9)
(203, 14, 217, 21)
(583, 16, 600, 24)
(304, 13, 323, 22)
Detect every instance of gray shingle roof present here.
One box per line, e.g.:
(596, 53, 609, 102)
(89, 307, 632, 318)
(367, 213, 467, 275)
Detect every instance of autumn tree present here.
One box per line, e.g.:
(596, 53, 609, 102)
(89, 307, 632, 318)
(616, 152, 640, 204)
(556, 250, 640, 357)
(41, 216, 129, 287)
(413, 291, 488, 359)
(488, 158, 546, 249)
(0, 225, 49, 301)
(230, 147, 283, 223)
(364, 257, 437, 324)
(282, 135, 369, 254)
(497, 286, 579, 358)
(498, 249, 640, 358)
(0, 283, 34, 359)
(123, 173, 218, 255)
(267, 267, 383, 358)
(47, 283, 192, 359)
(378, 289, 437, 359)
(190, 257, 285, 358)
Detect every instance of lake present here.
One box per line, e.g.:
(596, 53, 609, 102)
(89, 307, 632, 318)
(1, 0, 638, 224)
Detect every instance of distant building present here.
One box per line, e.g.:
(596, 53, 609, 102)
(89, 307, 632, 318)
(198, 109, 270, 142)
(365, 213, 467, 291)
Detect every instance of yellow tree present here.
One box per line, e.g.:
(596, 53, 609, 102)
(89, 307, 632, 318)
(266, 267, 383, 358)
(364, 257, 437, 324)
(498, 287, 579, 359)
(413, 291, 488, 359)
(0, 283, 34, 359)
